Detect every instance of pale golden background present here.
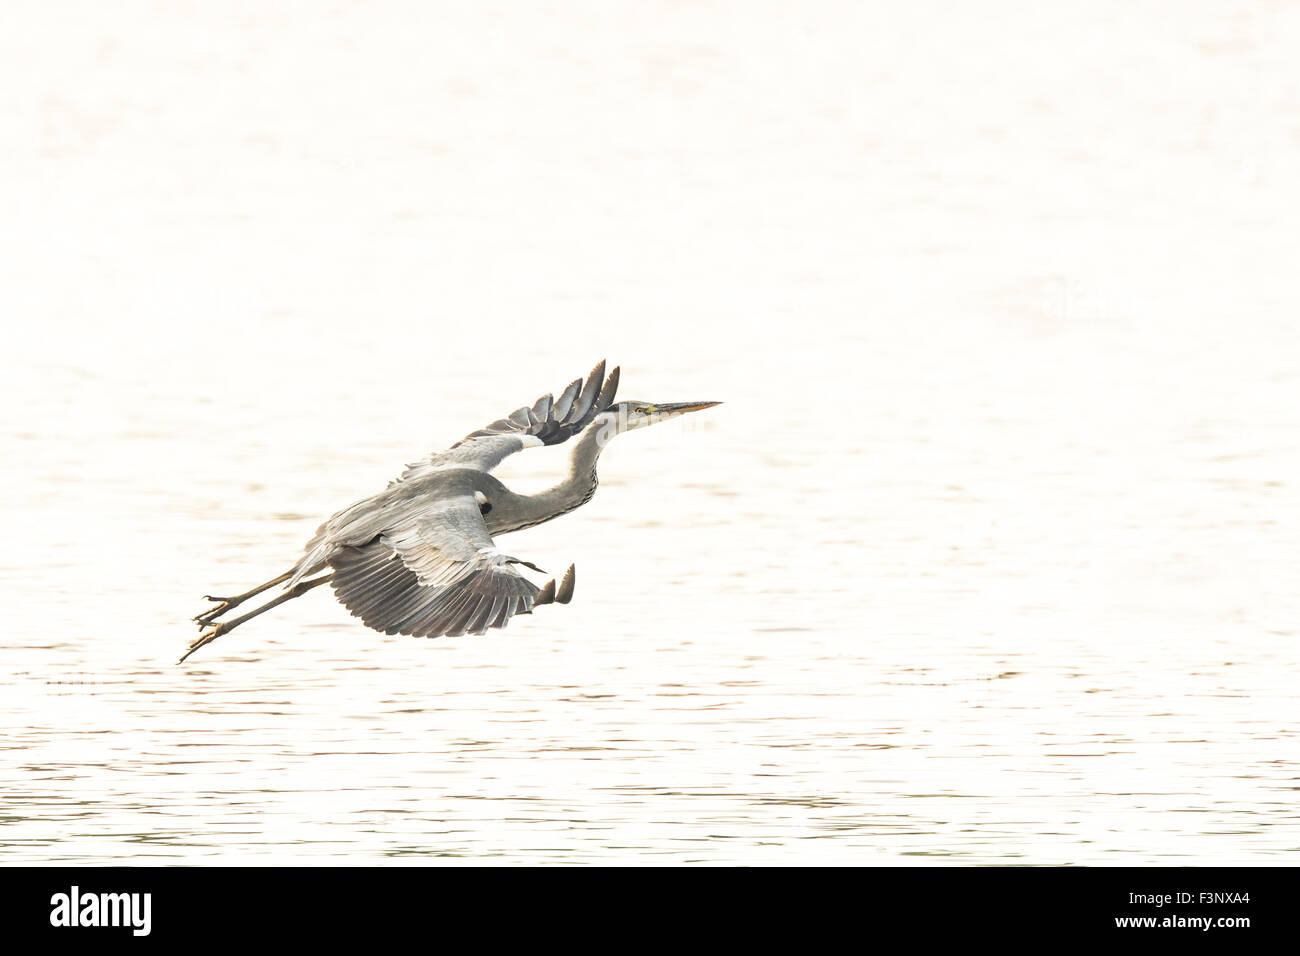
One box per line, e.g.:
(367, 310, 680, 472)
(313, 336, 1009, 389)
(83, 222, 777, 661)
(2, 1, 1297, 863)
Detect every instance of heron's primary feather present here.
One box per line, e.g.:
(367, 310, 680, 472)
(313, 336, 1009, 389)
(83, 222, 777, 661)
(386, 360, 620, 486)
(453, 359, 619, 448)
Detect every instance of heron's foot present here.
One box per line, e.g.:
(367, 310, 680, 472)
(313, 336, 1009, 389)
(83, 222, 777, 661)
(193, 597, 238, 628)
(533, 564, 576, 608)
(178, 621, 230, 664)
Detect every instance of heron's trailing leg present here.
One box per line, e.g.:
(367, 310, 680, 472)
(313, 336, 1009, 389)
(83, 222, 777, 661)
(194, 569, 294, 627)
(532, 564, 576, 609)
(179, 573, 333, 664)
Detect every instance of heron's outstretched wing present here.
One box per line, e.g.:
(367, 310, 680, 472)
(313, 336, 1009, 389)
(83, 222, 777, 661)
(327, 492, 541, 637)
(391, 360, 620, 483)
(455, 359, 620, 447)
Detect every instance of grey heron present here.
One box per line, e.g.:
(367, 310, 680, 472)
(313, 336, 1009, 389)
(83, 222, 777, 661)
(182, 360, 719, 663)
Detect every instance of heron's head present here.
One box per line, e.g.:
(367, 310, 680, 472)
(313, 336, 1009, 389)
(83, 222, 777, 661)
(594, 400, 722, 440)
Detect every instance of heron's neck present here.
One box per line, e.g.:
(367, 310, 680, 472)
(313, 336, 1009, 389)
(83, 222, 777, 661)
(493, 425, 611, 534)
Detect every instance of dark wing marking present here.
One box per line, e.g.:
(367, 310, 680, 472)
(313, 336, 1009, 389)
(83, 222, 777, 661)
(327, 494, 541, 638)
(452, 359, 620, 448)
(387, 360, 621, 487)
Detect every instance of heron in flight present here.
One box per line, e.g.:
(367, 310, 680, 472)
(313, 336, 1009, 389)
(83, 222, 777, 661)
(182, 361, 719, 663)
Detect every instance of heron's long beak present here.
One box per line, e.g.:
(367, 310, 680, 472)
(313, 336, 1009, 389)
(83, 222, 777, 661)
(655, 401, 722, 415)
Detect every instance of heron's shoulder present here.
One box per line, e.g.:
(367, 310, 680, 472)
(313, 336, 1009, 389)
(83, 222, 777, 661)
(385, 466, 485, 494)
(390, 434, 540, 486)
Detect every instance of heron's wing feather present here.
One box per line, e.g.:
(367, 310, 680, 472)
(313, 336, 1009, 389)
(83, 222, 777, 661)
(327, 493, 540, 638)
(391, 360, 620, 482)
(457, 359, 618, 447)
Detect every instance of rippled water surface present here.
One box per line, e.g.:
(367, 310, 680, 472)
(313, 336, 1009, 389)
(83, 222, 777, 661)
(3, 2, 1298, 864)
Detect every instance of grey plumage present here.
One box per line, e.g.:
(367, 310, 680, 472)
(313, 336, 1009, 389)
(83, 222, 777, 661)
(328, 488, 538, 638)
(453, 359, 619, 447)
(183, 360, 720, 664)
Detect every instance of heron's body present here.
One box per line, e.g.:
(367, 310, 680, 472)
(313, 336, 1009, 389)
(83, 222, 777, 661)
(182, 361, 718, 663)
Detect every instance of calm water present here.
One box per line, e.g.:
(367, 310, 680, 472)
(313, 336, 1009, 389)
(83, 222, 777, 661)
(2, 2, 1298, 864)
